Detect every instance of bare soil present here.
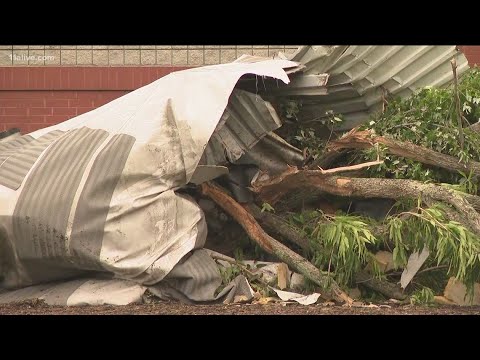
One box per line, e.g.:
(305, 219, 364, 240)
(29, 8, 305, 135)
(1, 301, 479, 315)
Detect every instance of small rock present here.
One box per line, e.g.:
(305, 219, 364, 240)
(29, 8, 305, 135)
(289, 273, 305, 291)
(444, 277, 480, 306)
(434, 296, 456, 305)
(366, 250, 395, 273)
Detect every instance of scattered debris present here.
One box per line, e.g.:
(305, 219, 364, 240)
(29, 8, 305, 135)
(272, 289, 321, 306)
(400, 248, 430, 289)
(277, 263, 290, 290)
(2, 46, 480, 309)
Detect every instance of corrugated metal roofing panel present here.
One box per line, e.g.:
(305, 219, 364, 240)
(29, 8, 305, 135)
(235, 132, 304, 175)
(289, 46, 470, 129)
(200, 89, 283, 165)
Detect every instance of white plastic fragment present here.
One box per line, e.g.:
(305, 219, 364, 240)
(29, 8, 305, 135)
(272, 288, 321, 305)
(400, 248, 430, 289)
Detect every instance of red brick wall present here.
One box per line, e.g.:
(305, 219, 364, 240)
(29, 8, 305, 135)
(0, 90, 127, 133)
(1, 47, 480, 134)
(459, 46, 480, 65)
(0, 67, 188, 133)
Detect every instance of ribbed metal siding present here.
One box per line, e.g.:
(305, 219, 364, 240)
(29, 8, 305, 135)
(201, 89, 283, 165)
(290, 46, 470, 129)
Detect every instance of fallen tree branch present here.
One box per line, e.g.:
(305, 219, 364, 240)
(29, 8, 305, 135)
(308, 149, 348, 170)
(209, 253, 272, 288)
(246, 204, 309, 250)
(327, 129, 480, 178)
(247, 203, 407, 300)
(200, 182, 353, 304)
(307, 128, 360, 170)
(354, 272, 407, 300)
(317, 160, 383, 174)
(252, 169, 480, 237)
(463, 193, 480, 212)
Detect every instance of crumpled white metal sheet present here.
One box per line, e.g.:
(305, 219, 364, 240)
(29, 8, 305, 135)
(0, 58, 298, 304)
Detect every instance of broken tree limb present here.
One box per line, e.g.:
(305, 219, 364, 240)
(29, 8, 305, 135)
(354, 272, 407, 300)
(316, 160, 384, 174)
(308, 149, 349, 170)
(246, 204, 310, 250)
(327, 129, 480, 178)
(200, 182, 353, 304)
(247, 203, 407, 300)
(252, 169, 480, 237)
(463, 193, 480, 212)
(307, 128, 360, 170)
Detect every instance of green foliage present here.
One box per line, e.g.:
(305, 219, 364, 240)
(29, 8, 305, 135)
(289, 209, 325, 236)
(387, 203, 480, 297)
(293, 127, 325, 160)
(261, 202, 275, 213)
(457, 170, 478, 195)
(410, 287, 435, 306)
(279, 99, 302, 121)
(440, 170, 478, 195)
(218, 264, 242, 288)
(357, 67, 480, 186)
(290, 111, 344, 159)
(310, 214, 380, 287)
(233, 247, 245, 262)
(286, 201, 480, 299)
(322, 110, 344, 127)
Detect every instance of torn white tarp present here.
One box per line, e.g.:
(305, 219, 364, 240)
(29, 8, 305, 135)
(0, 58, 298, 303)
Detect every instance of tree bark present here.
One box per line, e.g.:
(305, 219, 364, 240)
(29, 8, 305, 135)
(354, 272, 407, 300)
(246, 204, 310, 250)
(308, 128, 359, 170)
(252, 169, 480, 237)
(327, 129, 480, 177)
(200, 182, 353, 304)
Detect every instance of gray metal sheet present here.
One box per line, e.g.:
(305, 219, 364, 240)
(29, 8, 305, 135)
(201, 89, 283, 165)
(289, 46, 470, 129)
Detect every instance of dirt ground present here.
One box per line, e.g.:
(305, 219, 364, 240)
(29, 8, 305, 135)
(1, 301, 479, 315)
